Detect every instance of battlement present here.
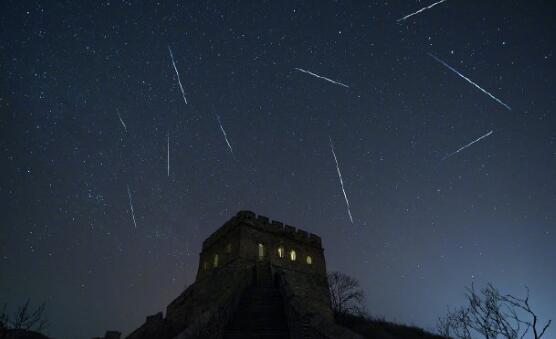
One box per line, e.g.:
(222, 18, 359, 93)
(202, 210, 322, 251)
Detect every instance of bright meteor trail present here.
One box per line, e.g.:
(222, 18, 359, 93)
(168, 45, 188, 105)
(295, 68, 349, 88)
(329, 137, 354, 224)
(216, 114, 234, 156)
(429, 53, 511, 111)
(397, 0, 448, 22)
(126, 184, 137, 228)
(442, 130, 493, 161)
(117, 110, 127, 133)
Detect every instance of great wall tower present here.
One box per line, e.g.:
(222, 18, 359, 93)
(95, 211, 364, 339)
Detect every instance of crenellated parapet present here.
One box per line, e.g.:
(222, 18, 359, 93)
(202, 210, 322, 252)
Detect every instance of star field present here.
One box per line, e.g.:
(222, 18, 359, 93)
(0, 1, 555, 338)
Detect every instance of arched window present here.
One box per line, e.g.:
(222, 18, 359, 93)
(258, 243, 264, 259)
(213, 253, 219, 268)
(306, 256, 312, 265)
(290, 250, 296, 261)
(277, 247, 284, 258)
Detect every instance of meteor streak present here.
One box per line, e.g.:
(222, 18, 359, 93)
(168, 45, 188, 105)
(397, 0, 448, 22)
(216, 114, 234, 156)
(442, 130, 493, 161)
(429, 53, 511, 111)
(126, 184, 137, 228)
(329, 137, 354, 224)
(294, 68, 349, 88)
(117, 110, 127, 133)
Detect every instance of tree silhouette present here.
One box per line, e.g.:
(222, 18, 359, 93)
(437, 284, 551, 339)
(327, 271, 366, 316)
(0, 300, 48, 333)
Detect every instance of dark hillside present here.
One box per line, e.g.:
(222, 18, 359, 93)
(335, 313, 447, 339)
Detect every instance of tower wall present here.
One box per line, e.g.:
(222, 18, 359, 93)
(126, 210, 339, 339)
(194, 210, 333, 320)
(197, 210, 327, 281)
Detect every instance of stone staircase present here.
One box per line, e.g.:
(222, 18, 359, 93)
(223, 263, 290, 339)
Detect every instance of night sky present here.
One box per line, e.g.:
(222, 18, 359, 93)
(1, 1, 555, 338)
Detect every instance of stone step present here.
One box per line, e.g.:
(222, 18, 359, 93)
(249, 286, 280, 294)
(228, 316, 288, 330)
(246, 292, 281, 298)
(224, 329, 290, 339)
(242, 293, 282, 305)
(228, 306, 287, 323)
(237, 303, 285, 313)
(223, 264, 290, 338)
(244, 294, 282, 303)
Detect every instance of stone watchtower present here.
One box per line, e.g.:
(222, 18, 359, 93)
(125, 211, 362, 339)
(197, 210, 326, 279)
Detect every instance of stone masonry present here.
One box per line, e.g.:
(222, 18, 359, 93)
(113, 211, 363, 339)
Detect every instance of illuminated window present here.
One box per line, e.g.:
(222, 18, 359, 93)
(277, 247, 284, 258)
(226, 243, 232, 253)
(203, 261, 208, 271)
(290, 250, 296, 261)
(258, 243, 264, 259)
(213, 254, 219, 268)
(306, 256, 312, 265)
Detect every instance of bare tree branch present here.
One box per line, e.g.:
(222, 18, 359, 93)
(438, 284, 550, 339)
(0, 300, 48, 333)
(328, 272, 366, 316)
